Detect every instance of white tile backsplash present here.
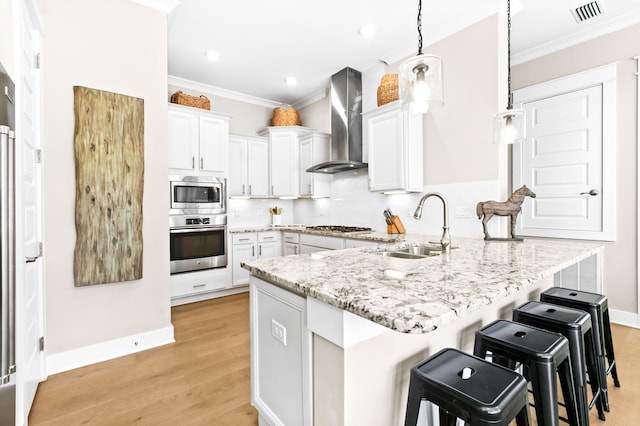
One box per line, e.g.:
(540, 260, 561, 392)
(230, 172, 510, 239)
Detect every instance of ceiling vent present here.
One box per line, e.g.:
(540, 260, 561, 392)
(571, 1, 605, 23)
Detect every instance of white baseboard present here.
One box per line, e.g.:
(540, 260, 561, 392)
(46, 325, 175, 375)
(609, 308, 640, 329)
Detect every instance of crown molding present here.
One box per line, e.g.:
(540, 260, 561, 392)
(131, 0, 181, 14)
(512, 9, 640, 65)
(292, 88, 327, 110)
(168, 75, 283, 108)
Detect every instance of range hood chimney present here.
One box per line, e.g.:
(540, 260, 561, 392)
(306, 67, 368, 174)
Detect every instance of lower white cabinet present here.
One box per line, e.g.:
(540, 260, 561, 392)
(232, 232, 282, 286)
(282, 232, 300, 255)
(250, 276, 312, 426)
(299, 234, 345, 253)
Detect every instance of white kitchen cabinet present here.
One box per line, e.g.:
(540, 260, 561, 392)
(228, 134, 269, 197)
(259, 126, 313, 198)
(250, 276, 311, 426)
(299, 132, 331, 198)
(364, 101, 423, 193)
(231, 232, 281, 286)
(299, 234, 345, 253)
(258, 231, 282, 259)
(282, 232, 300, 255)
(168, 104, 231, 175)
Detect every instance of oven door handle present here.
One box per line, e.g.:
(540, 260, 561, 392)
(170, 226, 225, 234)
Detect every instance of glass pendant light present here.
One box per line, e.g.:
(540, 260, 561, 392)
(399, 0, 443, 115)
(494, 0, 525, 144)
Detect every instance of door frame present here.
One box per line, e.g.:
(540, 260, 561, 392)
(512, 62, 617, 241)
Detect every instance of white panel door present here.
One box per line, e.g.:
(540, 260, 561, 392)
(514, 86, 603, 235)
(199, 115, 227, 173)
(17, 3, 45, 421)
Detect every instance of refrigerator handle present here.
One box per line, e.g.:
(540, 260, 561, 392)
(0, 126, 16, 381)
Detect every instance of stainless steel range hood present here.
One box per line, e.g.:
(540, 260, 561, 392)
(307, 67, 368, 174)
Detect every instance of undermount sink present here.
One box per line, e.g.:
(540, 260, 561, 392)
(380, 245, 443, 259)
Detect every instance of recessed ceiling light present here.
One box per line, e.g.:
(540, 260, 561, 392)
(358, 23, 376, 39)
(205, 50, 220, 62)
(285, 76, 297, 86)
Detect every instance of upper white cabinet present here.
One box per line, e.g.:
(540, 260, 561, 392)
(299, 132, 331, 198)
(364, 101, 423, 193)
(229, 134, 269, 197)
(259, 126, 314, 198)
(168, 104, 231, 175)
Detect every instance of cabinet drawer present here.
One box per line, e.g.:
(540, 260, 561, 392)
(282, 232, 300, 243)
(258, 231, 281, 243)
(232, 233, 258, 245)
(170, 269, 228, 298)
(299, 234, 344, 250)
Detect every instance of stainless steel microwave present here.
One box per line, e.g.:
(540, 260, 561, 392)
(169, 175, 225, 214)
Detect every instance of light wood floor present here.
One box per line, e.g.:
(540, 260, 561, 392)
(29, 292, 640, 425)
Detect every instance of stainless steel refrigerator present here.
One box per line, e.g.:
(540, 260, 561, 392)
(0, 60, 16, 426)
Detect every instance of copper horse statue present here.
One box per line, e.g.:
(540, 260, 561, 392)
(476, 185, 536, 240)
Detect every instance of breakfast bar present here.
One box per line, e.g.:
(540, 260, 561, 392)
(241, 235, 604, 425)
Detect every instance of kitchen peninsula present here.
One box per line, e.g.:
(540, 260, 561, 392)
(241, 234, 603, 425)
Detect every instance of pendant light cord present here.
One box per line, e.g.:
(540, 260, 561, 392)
(507, 0, 513, 110)
(417, 0, 423, 55)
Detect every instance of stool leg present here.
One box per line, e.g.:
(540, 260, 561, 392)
(589, 308, 610, 412)
(585, 330, 606, 421)
(602, 309, 620, 387)
(438, 408, 458, 426)
(557, 358, 580, 426)
(404, 378, 422, 426)
(515, 405, 530, 426)
(530, 362, 559, 426)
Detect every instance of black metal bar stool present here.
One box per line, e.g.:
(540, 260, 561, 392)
(513, 300, 606, 425)
(541, 287, 620, 412)
(473, 320, 579, 426)
(404, 348, 530, 426)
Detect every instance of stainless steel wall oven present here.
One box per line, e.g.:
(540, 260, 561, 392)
(169, 214, 227, 274)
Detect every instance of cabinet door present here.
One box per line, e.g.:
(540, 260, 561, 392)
(270, 132, 299, 197)
(232, 243, 256, 286)
(299, 138, 313, 196)
(366, 109, 404, 191)
(199, 115, 228, 173)
(247, 138, 270, 197)
(258, 241, 282, 259)
(229, 137, 248, 196)
(283, 242, 299, 256)
(168, 109, 198, 171)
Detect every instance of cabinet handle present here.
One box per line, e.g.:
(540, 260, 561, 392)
(259, 245, 262, 256)
(200, 157, 203, 169)
(248, 184, 252, 195)
(242, 184, 246, 195)
(239, 238, 250, 241)
(264, 236, 274, 240)
(192, 156, 195, 169)
(193, 284, 206, 288)
(252, 246, 255, 256)
(294, 246, 298, 254)
(271, 185, 274, 195)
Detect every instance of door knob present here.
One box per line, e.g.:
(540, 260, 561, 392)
(580, 189, 599, 196)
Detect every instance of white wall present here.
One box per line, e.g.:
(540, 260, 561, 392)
(42, 0, 172, 355)
(0, 0, 14, 77)
(512, 23, 640, 316)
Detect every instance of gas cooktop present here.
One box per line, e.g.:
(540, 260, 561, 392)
(305, 225, 373, 233)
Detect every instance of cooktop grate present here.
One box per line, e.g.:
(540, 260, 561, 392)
(305, 225, 373, 233)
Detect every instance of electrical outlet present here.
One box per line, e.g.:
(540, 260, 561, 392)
(455, 205, 472, 218)
(271, 319, 287, 346)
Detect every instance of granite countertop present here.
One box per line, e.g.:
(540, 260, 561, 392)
(241, 236, 604, 334)
(229, 225, 409, 243)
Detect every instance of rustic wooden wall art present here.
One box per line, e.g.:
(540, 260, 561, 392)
(73, 86, 144, 286)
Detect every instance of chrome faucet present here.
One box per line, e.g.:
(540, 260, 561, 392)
(413, 192, 451, 253)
